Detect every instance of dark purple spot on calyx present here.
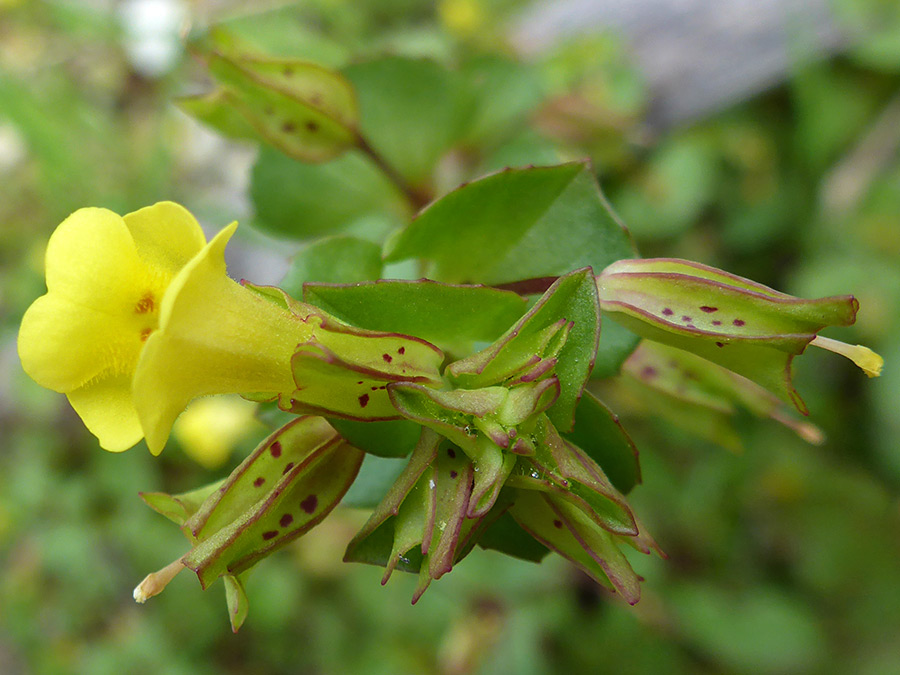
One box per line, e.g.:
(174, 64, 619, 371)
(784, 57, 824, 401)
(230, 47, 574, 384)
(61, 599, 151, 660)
(262, 531, 278, 540)
(700, 306, 718, 313)
(300, 494, 318, 513)
(270, 441, 282, 458)
(371, 386, 379, 391)
(382, 353, 393, 363)
(662, 308, 674, 316)
(682, 316, 692, 323)
(357, 380, 364, 385)
(641, 366, 657, 379)
(553, 519, 563, 529)
(253, 477, 265, 488)
(283, 462, 295, 475)
(283, 67, 293, 76)
(358, 393, 369, 408)
(305, 120, 318, 132)
(712, 320, 722, 326)
(398, 346, 406, 355)
(280, 514, 294, 528)
(715, 342, 724, 348)
(449, 470, 458, 479)
(447, 448, 456, 459)
(733, 319, 745, 326)
(282, 121, 296, 133)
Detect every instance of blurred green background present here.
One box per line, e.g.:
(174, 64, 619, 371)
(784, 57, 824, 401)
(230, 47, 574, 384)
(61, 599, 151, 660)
(2, 1, 899, 673)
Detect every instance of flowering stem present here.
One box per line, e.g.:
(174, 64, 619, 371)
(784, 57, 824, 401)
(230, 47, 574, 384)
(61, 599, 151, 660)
(133, 558, 185, 603)
(809, 335, 884, 377)
(356, 134, 431, 211)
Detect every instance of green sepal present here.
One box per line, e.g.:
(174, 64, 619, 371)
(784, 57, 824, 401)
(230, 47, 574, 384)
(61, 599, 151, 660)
(508, 490, 642, 604)
(618, 341, 824, 448)
(139, 479, 225, 528)
(191, 29, 359, 163)
(597, 258, 859, 413)
(447, 269, 600, 432)
(181, 417, 364, 589)
(223, 573, 249, 633)
(240, 282, 444, 421)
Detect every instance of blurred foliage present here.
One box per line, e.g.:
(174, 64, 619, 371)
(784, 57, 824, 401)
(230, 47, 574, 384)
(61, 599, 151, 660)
(2, 1, 900, 674)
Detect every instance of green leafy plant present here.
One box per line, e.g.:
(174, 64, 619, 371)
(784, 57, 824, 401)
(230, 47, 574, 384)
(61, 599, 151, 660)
(15, 25, 884, 636)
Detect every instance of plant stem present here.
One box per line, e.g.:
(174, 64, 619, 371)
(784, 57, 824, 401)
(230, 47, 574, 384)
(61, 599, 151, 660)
(356, 135, 431, 211)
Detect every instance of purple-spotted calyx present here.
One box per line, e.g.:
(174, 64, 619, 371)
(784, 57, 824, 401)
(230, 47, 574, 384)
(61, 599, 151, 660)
(596, 258, 883, 414)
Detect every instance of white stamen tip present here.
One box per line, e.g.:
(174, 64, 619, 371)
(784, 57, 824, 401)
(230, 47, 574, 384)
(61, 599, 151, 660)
(810, 336, 883, 378)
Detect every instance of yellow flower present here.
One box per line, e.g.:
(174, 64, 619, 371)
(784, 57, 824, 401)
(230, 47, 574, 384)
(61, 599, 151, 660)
(18, 202, 313, 455)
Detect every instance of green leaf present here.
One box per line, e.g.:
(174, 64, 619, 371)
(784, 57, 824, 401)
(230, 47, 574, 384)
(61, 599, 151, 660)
(592, 318, 640, 378)
(250, 147, 408, 239)
(303, 280, 528, 352)
(342, 56, 467, 184)
(341, 454, 409, 508)
(476, 510, 551, 563)
(329, 418, 422, 459)
(458, 55, 545, 147)
(563, 392, 640, 494)
(384, 162, 636, 284)
(281, 236, 383, 294)
(448, 269, 601, 432)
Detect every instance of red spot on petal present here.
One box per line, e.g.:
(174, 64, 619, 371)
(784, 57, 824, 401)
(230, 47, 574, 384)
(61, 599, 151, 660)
(382, 353, 393, 363)
(733, 319, 745, 326)
(371, 386, 379, 391)
(662, 308, 674, 316)
(357, 381, 364, 385)
(282, 462, 295, 475)
(358, 393, 369, 408)
(135, 293, 155, 314)
(279, 514, 294, 528)
(140, 328, 153, 342)
(700, 306, 718, 313)
(270, 441, 282, 458)
(262, 531, 278, 540)
(253, 477, 265, 488)
(398, 346, 406, 355)
(553, 519, 563, 529)
(300, 494, 318, 513)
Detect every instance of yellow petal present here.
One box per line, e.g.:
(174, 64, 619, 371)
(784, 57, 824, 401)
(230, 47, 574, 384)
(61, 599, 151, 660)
(44, 207, 145, 304)
(123, 202, 207, 275)
(67, 372, 144, 452)
(18, 284, 142, 392)
(134, 223, 307, 454)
